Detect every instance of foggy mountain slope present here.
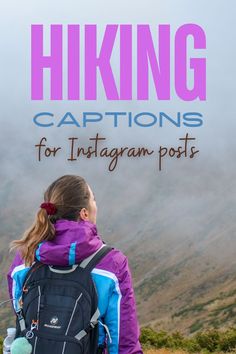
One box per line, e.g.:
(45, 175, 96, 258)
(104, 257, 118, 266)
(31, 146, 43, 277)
(95, 160, 236, 334)
(0, 160, 235, 335)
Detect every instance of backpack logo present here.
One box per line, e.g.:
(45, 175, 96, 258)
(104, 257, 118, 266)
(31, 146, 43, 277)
(44, 315, 61, 329)
(50, 316, 59, 325)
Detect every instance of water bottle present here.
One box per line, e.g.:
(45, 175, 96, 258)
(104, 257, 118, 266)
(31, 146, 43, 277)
(3, 328, 16, 354)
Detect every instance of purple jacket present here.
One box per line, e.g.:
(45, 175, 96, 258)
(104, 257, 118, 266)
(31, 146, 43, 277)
(7, 219, 143, 354)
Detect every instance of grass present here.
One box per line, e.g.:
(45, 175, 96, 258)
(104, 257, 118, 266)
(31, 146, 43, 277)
(143, 351, 236, 354)
(1, 327, 236, 353)
(144, 350, 188, 354)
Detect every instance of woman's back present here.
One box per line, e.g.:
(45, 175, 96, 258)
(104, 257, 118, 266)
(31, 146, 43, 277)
(8, 219, 143, 353)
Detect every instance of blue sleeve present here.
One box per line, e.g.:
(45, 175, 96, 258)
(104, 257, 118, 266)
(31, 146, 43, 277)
(104, 278, 122, 354)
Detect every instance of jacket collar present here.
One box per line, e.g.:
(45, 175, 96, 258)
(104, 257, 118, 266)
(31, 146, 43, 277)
(35, 219, 104, 266)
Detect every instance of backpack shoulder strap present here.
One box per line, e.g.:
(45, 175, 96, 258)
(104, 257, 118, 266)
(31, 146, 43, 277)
(79, 244, 113, 272)
(23, 260, 44, 288)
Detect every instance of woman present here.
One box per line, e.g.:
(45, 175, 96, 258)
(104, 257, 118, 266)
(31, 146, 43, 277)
(7, 175, 143, 354)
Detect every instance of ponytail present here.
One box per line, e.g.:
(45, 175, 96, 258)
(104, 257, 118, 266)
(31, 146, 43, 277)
(10, 208, 55, 266)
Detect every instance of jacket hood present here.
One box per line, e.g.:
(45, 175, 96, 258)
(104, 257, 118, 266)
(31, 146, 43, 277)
(35, 219, 104, 266)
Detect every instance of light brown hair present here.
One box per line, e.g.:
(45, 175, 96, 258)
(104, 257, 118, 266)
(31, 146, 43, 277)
(10, 175, 90, 266)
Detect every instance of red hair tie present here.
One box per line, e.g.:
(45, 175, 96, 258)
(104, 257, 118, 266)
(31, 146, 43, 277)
(40, 202, 57, 215)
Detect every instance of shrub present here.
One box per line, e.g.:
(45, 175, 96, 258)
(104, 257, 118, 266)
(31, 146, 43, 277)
(166, 331, 185, 349)
(217, 327, 236, 352)
(195, 329, 220, 352)
(140, 327, 169, 348)
(140, 326, 236, 353)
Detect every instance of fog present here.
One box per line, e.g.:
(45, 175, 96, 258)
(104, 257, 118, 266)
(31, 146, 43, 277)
(0, 0, 235, 242)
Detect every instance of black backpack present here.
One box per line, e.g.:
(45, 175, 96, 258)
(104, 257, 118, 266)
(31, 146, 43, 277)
(15, 245, 113, 354)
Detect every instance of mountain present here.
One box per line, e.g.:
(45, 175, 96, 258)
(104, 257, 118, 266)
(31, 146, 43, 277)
(0, 160, 235, 336)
